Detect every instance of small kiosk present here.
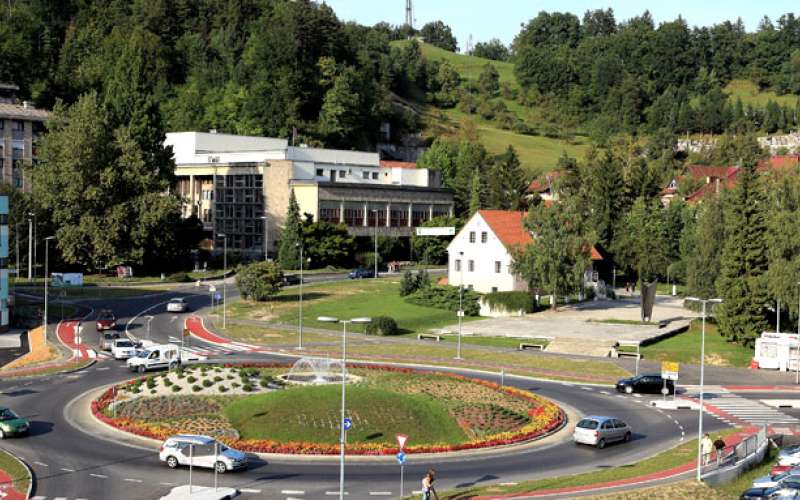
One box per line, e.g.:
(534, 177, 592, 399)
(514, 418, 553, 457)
(754, 332, 800, 371)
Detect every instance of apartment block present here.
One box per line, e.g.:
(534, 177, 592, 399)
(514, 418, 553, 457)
(0, 84, 48, 191)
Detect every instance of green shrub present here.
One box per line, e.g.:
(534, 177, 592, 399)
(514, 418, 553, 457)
(365, 316, 400, 336)
(242, 383, 253, 392)
(131, 387, 141, 394)
(168, 272, 191, 283)
(226, 375, 234, 380)
(192, 385, 202, 392)
(214, 376, 223, 383)
(235, 261, 283, 301)
(172, 385, 182, 392)
(150, 389, 157, 394)
(202, 379, 213, 388)
(146, 377, 156, 389)
(260, 376, 272, 388)
(164, 378, 173, 387)
(399, 270, 417, 296)
(405, 286, 480, 316)
(232, 382, 241, 388)
(482, 291, 534, 313)
(187, 376, 197, 383)
(219, 386, 228, 393)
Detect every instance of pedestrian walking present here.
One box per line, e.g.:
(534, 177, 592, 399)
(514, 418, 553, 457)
(714, 436, 726, 466)
(701, 432, 714, 466)
(422, 469, 439, 500)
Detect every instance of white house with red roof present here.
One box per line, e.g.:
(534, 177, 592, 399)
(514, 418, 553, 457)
(447, 210, 603, 294)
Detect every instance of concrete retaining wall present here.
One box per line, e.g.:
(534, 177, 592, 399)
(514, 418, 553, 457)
(701, 441, 769, 486)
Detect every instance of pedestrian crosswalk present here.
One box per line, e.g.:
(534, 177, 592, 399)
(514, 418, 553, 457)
(701, 392, 800, 426)
(97, 342, 257, 361)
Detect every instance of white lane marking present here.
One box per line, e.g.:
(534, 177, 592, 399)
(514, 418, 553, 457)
(240, 489, 262, 493)
(281, 491, 305, 495)
(124, 478, 143, 483)
(31, 497, 47, 500)
(160, 482, 177, 486)
(96, 366, 110, 371)
(60, 467, 75, 472)
(599, 390, 610, 395)
(326, 492, 348, 495)
(34, 461, 49, 467)
(580, 387, 592, 391)
(90, 473, 108, 479)
(633, 393, 643, 398)
(54, 497, 68, 500)
(369, 492, 392, 496)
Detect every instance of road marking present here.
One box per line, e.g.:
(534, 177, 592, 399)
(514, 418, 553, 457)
(160, 482, 178, 486)
(580, 387, 592, 391)
(31, 497, 46, 500)
(33, 461, 49, 467)
(599, 390, 610, 395)
(240, 489, 262, 493)
(281, 491, 305, 495)
(60, 467, 75, 472)
(124, 478, 143, 483)
(633, 393, 643, 398)
(96, 366, 110, 371)
(326, 492, 348, 495)
(90, 473, 108, 479)
(369, 492, 392, 496)
(53, 497, 68, 500)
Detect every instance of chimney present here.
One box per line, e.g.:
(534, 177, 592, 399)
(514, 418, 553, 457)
(22, 101, 32, 109)
(715, 178, 720, 193)
(209, 129, 217, 134)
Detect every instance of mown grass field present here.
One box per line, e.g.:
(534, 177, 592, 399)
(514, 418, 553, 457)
(392, 40, 516, 85)
(724, 79, 800, 108)
(640, 320, 754, 368)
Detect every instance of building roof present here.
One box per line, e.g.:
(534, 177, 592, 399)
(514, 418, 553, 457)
(379, 160, 417, 169)
(685, 165, 737, 180)
(685, 155, 800, 203)
(527, 171, 562, 192)
(0, 102, 48, 121)
(477, 209, 602, 260)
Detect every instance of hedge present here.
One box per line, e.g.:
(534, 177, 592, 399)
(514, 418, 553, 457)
(483, 291, 534, 313)
(365, 316, 400, 336)
(405, 286, 481, 316)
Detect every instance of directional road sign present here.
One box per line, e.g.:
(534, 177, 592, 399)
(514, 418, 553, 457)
(396, 451, 406, 465)
(214, 292, 222, 301)
(343, 418, 353, 431)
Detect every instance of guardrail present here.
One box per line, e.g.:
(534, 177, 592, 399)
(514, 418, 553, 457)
(701, 426, 768, 480)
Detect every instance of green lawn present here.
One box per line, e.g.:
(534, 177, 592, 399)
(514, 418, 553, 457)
(724, 79, 800, 108)
(0, 448, 30, 494)
(18, 285, 164, 299)
(641, 320, 754, 368)
(392, 40, 516, 85)
(224, 384, 467, 445)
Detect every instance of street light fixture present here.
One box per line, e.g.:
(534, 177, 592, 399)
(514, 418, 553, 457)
(259, 215, 269, 262)
(217, 233, 227, 329)
(296, 241, 305, 350)
(43, 236, 55, 346)
(316, 315, 371, 500)
(370, 209, 379, 279)
(685, 296, 722, 481)
(456, 250, 464, 360)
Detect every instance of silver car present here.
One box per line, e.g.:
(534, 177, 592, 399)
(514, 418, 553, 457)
(573, 415, 632, 448)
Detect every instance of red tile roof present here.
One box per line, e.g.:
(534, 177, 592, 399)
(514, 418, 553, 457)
(379, 160, 417, 169)
(685, 165, 737, 180)
(686, 156, 800, 203)
(757, 155, 800, 172)
(478, 209, 602, 260)
(527, 171, 562, 192)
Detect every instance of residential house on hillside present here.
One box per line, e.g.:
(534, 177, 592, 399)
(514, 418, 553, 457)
(683, 155, 800, 204)
(526, 171, 562, 202)
(660, 165, 738, 205)
(447, 210, 603, 294)
(0, 83, 48, 191)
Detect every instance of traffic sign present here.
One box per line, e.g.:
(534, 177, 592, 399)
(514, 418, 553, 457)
(183, 328, 191, 337)
(214, 292, 222, 301)
(209, 285, 217, 292)
(396, 434, 408, 450)
(343, 418, 353, 431)
(661, 361, 680, 381)
(396, 451, 406, 465)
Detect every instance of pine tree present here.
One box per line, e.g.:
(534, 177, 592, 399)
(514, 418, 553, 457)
(469, 170, 482, 215)
(488, 146, 527, 210)
(278, 189, 302, 269)
(686, 197, 724, 298)
(716, 166, 769, 346)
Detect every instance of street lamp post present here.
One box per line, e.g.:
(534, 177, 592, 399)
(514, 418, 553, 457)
(260, 215, 269, 261)
(686, 296, 722, 481)
(297, 242, 304, 350)
(43, 236, 55, 345)
(370, 209, 378, 279)
(217, 234, 227, 329)
(27, 213, 33, 281)
(317, 316, 371, 500)
(146, 315, 154, 343)
(456, 250, 464, 360)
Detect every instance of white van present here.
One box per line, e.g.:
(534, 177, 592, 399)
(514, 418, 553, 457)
(126, 344, 205, 373)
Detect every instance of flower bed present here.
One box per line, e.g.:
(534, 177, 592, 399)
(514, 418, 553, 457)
(92, 363, 565, 455)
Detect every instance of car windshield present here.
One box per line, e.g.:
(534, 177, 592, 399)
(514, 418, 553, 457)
(99, 312, 114, 319)
(137, 350, 151, 358)
(170, 299, 183, 304)
(576, 419, 599, 429)
(0, 409, 19, 421)
(116, 341, 133, 348)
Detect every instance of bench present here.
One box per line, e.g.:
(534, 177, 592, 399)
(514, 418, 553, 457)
(617, 350, 642, 359)
(519, 342, 546, 351)
(418, 333, 442, 342)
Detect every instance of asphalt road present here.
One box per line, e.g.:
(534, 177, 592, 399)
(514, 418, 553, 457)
(0, 286, 738, 500)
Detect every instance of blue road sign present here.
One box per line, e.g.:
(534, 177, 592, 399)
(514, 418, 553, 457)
(214, 292, 222, 301)
(396, 451, 406, 465)
(343, 418, 353, 431)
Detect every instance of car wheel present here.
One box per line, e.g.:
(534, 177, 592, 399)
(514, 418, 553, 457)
(596, 438, 606, 449)
(166, 456, 179, 469)
(0, 429, 5, 439)
(215, 461, 227, 474)
(624, 385, 633, 394)
(624, 432, 631, 442)
(137, 365, 146, 374)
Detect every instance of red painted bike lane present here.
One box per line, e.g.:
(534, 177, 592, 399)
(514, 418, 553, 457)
(0, 469, 28, 500)
(56, 320, 94, 359)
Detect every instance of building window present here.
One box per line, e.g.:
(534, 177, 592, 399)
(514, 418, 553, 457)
(339, 170, 346, 178)
(495, 261, 501, 273)
(469, 231, 476, 243)
(372, 172, 378, 180)
(362, 171, 369, 179)
(468, 260, 474, 272)
(481, 232, 487, 243)
(491, 287, 498, 293)
(316, 168, 324, 177)
(11, 120, 22, 131)
(455, 259, 461, 272)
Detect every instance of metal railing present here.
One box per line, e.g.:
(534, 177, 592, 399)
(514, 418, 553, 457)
(701, 426, 767, 473)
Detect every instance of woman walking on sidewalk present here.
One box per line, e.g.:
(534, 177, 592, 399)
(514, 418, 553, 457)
(422, 469, 439, 500)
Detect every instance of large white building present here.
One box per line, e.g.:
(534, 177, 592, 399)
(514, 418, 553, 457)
(447, 210, 603, 294)
(164, 131, 453, 255)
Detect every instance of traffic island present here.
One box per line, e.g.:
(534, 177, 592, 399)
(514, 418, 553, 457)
(0, 449, 32, 500)
(88, 363, 566, 457)
(0, 325, 92, 378)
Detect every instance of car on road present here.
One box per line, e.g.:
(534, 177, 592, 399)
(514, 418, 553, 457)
(127, 344, 205, 373)
(111, 338, 138, 360)
(615, 374, 675, 395)
(0, 406, 29, 439)
(282, 274, 301, 286)
(573, 416, 631, 449)
(166, 297, 189, 312)
(95, 309, 116, 331)
(98, 331, 121, 351)
(159, 435, 248, 473)
(779, 446, 800, 467)
(348, 267, 375, 279)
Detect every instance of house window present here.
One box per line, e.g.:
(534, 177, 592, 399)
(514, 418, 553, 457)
(468, 260, 474, 272)
(469, 231, 476, 243)
(316, 168, 324, 177)
(481, 232, 487, 243)
(372, 172, 379, 180)
(339, 170, 346, 178)
(455, 259, 461, 272)
(362, 171, 369, 179)
(11, 120, 22, 131)
(495, 261, 501, 273)
(491, 287, 498, 293)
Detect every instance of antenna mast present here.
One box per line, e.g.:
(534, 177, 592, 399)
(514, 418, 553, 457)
(405, 0, 413, 29)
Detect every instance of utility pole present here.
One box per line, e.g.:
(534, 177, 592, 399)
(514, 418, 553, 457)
(405, 0, 413, 29)
(27, 214, 32, 281)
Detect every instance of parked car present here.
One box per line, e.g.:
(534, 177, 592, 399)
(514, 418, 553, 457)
(0, 406, 29, 439)
(96, 309, 116, 331)
(111, 338, 138, 360)
(572, 416, 631, 449)
(753, 470, 800, 488)
(741, 482, 800, 499)
(159, 435, 248, 473)
(127, 344, 205, 373)
(166, 297, 188, 313)
(348, 268, 375, 279)
(615, 374, 675, 395)
(779, 446, 800, 467)
(99, 332, 121, 351)
(282, 274, 301, 286)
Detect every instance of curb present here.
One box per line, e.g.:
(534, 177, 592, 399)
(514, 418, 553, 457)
(0, 447, 34, 500)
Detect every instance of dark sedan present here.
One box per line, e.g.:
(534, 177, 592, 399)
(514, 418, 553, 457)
(616, 374, 675, 395)
(348, 268, 375, 279)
